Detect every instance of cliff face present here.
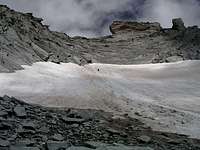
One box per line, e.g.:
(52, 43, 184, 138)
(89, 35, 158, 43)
(0, 5, 200, 72)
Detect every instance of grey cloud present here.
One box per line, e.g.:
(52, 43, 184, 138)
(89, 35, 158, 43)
(0, 0, 200, 37)
(141, 0, 200, 27)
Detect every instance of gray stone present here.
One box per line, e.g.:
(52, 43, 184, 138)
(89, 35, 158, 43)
(15, 139, 35, 146)
(96, 145, 154, 150)
(62, 117, 85, 124)
(47, 141, 69, 150)
(14, 105, 26, 117)
(106, 128, 120, 134)
(137, 135, 151, 143)
(0, 139, 10, 147)
(166, 56, 183, 62)
(0, 110, 8, 116)
(2, 95, 11, 101)
(39, 126, 49, 133)
(67, 146, 93, 150)
(51, 134, 64, 141)
(22, 122, 36, 130)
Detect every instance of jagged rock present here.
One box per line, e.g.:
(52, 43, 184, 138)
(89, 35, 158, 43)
(172, 18, 186, 31)
(137, 135, 151, 143)
(110, 21, 161, 34)
(13, 105, 27, 117)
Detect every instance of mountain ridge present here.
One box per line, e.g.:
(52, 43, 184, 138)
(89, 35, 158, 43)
(0, 5, 200, 72)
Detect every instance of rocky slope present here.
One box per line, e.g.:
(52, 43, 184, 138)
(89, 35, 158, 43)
(0, 96, 200, 150)
(0, 5, 200, 72)
(1, 4, 200, 150)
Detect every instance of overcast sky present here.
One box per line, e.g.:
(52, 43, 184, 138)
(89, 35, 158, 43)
(0, 0, 200, 37)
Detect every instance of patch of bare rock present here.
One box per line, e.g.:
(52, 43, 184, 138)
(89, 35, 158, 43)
(0, 96, 200, 150)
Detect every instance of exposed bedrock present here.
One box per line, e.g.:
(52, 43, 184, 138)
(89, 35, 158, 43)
(0, 5, 200, 72)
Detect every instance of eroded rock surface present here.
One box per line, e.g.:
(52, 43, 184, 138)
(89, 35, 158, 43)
(0, 5, 200, 72)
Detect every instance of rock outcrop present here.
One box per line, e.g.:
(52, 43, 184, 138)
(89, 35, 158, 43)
(0, 5, 200, 72)
(172, 18, 186, 31)
(109, 21, 162, 34)
(0, 96, 200, 150)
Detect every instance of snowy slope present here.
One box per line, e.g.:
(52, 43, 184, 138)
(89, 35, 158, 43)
(0, 61, 200, 138)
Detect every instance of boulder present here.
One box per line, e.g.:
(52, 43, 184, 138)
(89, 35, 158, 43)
(0, 139, 10, 147)
(137, 135, 151, 143)
(166, 56, 183, 62)
(51, 134, 64, 141)
(13, 105, 27, 117)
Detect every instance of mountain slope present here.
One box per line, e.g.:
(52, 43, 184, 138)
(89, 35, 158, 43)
(0, 5, 200, 72)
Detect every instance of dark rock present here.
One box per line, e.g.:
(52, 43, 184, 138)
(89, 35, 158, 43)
(22, 122, 36, 130)
(2, 95, 11, 102)
(0, 110, 8, 117)
(106, 128, 120, 135)
(134, 112, 143, 117)
(51, 58, 60, 64)
(0, 139, 10, 147)
(137, 135, 151, 143)
(167, 139, 181, 144)
(0, 122, 12, 129)
(13, 105, 26, 117)
(172, 18, 186, 31)
(61, 116, 85, 124)
(14, 139, 35, 146)
(39, 126, 49, 134)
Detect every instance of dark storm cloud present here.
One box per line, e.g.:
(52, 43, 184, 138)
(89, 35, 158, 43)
(0, 0, 200, 37)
